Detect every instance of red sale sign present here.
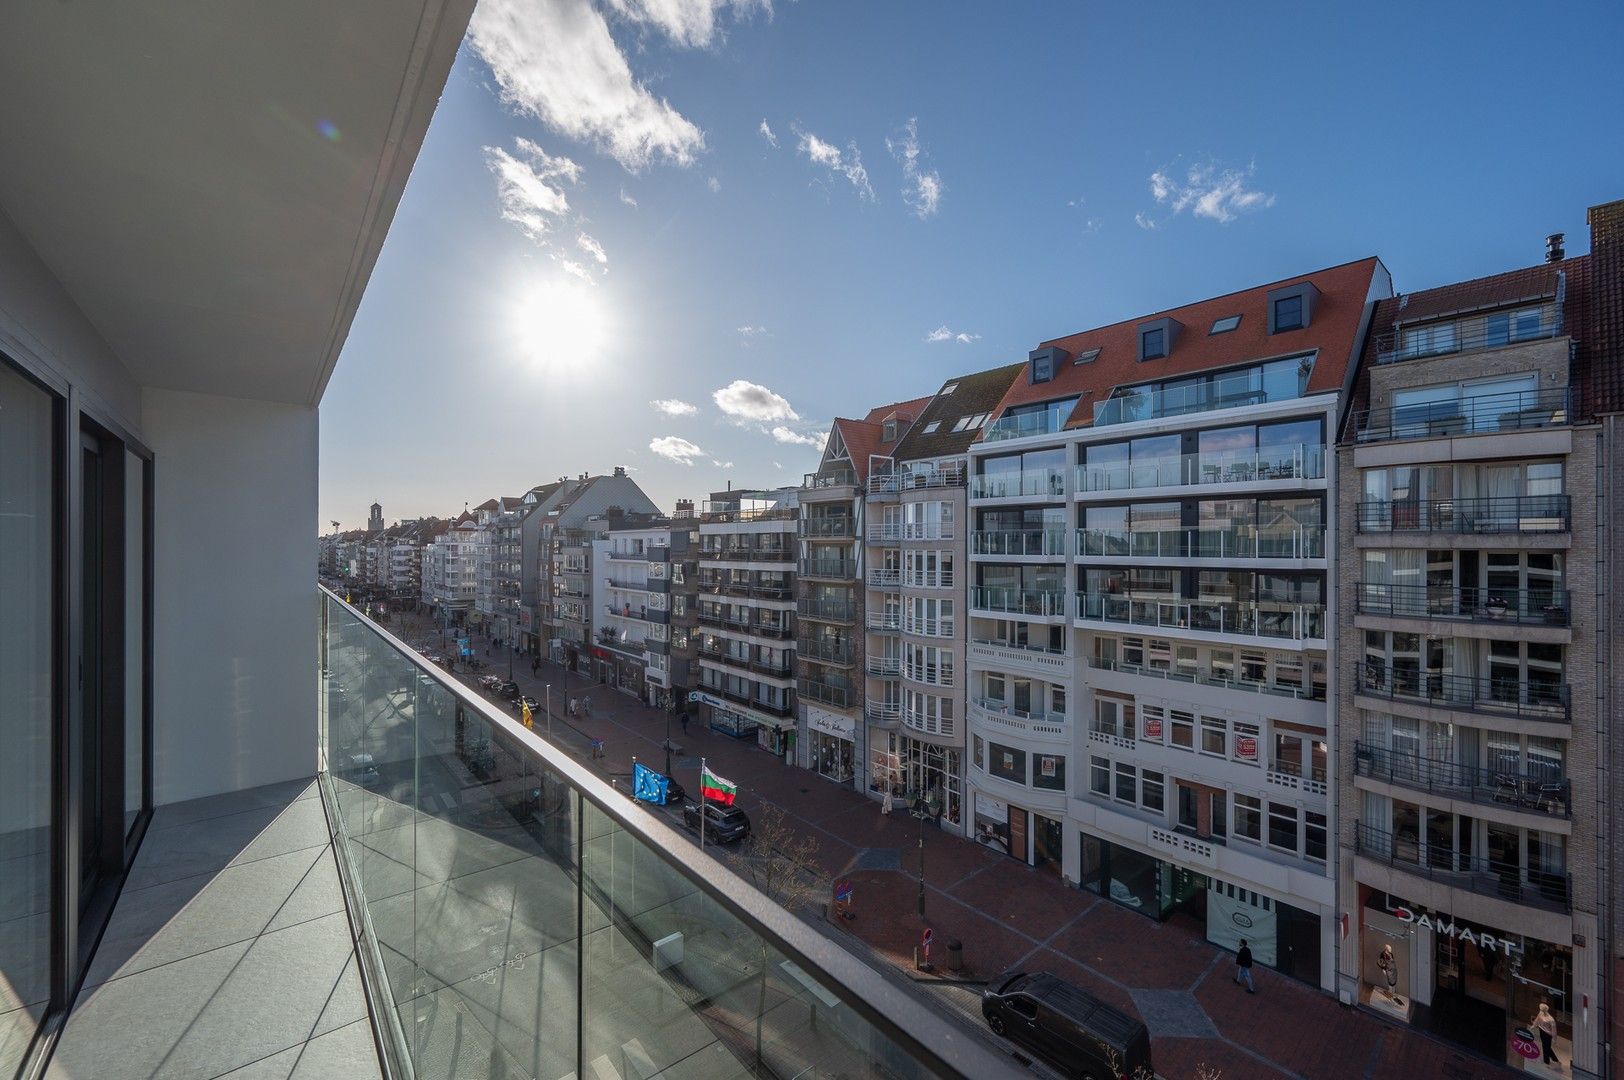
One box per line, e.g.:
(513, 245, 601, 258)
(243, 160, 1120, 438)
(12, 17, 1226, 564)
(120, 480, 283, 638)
(1236, 735, 1258, 760)
(1145, 718, 1163, 739)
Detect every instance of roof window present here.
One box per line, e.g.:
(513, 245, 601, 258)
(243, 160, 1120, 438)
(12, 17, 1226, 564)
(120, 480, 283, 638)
(941, 382, 958, 395)
(1210, 314, 1241, 334)
(922, 420, 941, 434)
(1073, 347, 1101, 365)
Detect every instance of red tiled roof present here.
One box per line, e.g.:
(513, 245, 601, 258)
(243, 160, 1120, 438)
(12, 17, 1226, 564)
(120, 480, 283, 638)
(982, 257, 1386, 433)
(832, 394, 933, 482)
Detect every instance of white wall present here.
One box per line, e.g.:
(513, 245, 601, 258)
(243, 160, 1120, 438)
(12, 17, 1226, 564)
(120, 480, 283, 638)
(146, 387, 318, 805)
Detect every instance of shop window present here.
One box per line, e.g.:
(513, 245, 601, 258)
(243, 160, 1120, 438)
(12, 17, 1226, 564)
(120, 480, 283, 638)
(1034, 755, 1066, 792)
(1235, 794, 1262, 842)
(990, 743, 1027, 784)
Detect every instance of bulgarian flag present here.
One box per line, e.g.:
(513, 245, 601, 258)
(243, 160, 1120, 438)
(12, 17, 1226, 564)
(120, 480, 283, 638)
(700, 766, 737, 806)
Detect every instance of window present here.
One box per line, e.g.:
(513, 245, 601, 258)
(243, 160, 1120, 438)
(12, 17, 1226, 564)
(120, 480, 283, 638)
(941, 382, 958, 395)
(990, 743, 1026, 784)
(1268, 803, 1299, 853)
(1305, 812, 1327, 862)
(951, 415, 973, 432)
(1074, 347, 1101, 365)
(1140, 327, 1166, 360)
(1031, 353, 1054, 383)
(1235, 794, 1261, 841)
(922, 420, 941, 434)
(1090, 756, 1111, 796)
(1273, 295, 1303, 332)
(1200, 715, 1226, 757)
(1113, 761, 1136, 802)
(1485, 307, 1545, 346)
(1210, 314, 1241, 334)
(883, 420, 898, 442)
(1034, 755, 1066, 792)
(1141, 770, 1165, 813)
(1171, 710, 1194, 749)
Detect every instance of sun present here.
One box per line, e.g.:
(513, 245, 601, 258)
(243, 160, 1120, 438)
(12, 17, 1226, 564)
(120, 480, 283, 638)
(511, 275, 610, 375)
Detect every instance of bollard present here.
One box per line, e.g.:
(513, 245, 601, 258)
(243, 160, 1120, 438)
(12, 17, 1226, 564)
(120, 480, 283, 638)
(946, 938, 963, 972)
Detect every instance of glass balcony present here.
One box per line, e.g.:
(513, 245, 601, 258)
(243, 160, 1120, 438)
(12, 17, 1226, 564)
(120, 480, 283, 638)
(970, 529, 1067, 557)
(1092, 365, 1306, 427)
(1353, 495, 1570, 534)
(800, 516, 856, 539)
(1077, 443, 1325, 493)
(319, 589, 1003, 1078)
(1077, 524, 1325, 560)
(1354, 583, 1570, 627)
(1353, 742, 1570, 819)
(797, 597, 856, 623)
(969, 586, 1067, 618)
(798, 677, 855, 709)
(800, 557, 857, 580)
(1354, 823, 1569, 913)
(799, 636, 857, 665)
(1075, 593, 1326, 642)
(980, 408, 1069, 443)
(967, 468, 1067, 500)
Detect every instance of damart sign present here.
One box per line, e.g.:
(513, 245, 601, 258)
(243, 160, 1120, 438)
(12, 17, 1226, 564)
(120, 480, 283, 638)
(1388, 904, 1521, 958)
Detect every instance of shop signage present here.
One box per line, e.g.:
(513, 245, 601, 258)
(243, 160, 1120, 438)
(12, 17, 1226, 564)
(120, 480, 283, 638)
(1039, 755, 1057, 778)
(689, 691, 726, 709)
(1144, 717, 1162, 739)
(1388, 904, 1520, 957)
(1235, 735, 1258, 760)
(807, 706, 856, 739)
(1510, 1028, 1541, 1060)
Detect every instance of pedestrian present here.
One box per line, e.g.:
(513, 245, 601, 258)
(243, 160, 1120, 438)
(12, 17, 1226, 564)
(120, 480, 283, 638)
(1533, 1001, 1559, 1065)
(680, 712, 689, 736)
(582, 694, 592, 720)
(531, 656, 540, 676)
(1233, 939, 1255, 993)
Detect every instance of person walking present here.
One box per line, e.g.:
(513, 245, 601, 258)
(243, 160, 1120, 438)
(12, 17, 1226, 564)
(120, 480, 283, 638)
(1233, 940, 1255, 993)
(680, 712, 689, 736)
(531, 656, 540, 676)
(581, 694, 592, 720)
(1533, 1001, 1559, 1065)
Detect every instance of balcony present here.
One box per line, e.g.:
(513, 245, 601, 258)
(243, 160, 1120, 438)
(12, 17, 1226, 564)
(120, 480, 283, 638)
(968, 468, 1066, 500)
(970, 529, 1067, 558)
(798, 597, 856, 623)
(969, 586, 1067, 619)
(1078, 524, 1325, 561)
(866, 611, 901, 632)
(969, 697, 1068, 739)
(1088, 656, 1325, 701)
(1091, 365, 1307, 428)
(1354, 742, 1570, 819)
(1353, 387, 1570, 444)
(902, 662, 954, 688)
(866, 522, 902, 544)
(1354, 582, 1570, 628)
(697, 647, 752, 674)
(868, 463, 966, 493)
(1372, 308, 1562, 364)
(800, 557, 857, 581)
(798, 677, 855, 709)
(866, 654, 901, 676)
(867, 566, 901, 588)
(750, 656, 795, 678)
(1354, 495, 1571, 535)
(304, 590, 1007, 1080)
(697, 611, 794, 639)
(1352, 661, 1570, 722)
(800, 517, 856, 539)
(967, 640, 1071, 680)
(981, 409, 1069, 443)
(1075, 593, 1326, 643)
(866, 700, 902, 725)
(902, 522, 956, 541)
(605, 576, 655, 593)
(901, 614, 956, 638)
(700, 545, 794, 563)
(1354, 823, 1569, 914)
(798, 636, 856, 665)
(605, 603, 670, 625)
(1077, 443, 1325, 494)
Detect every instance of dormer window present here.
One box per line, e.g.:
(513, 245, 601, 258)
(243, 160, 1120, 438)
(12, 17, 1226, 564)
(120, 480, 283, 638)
(1267, 281, 1318, 334)
(883, 420, 898, 442)
(1273, 295, 1303, 331)
(1135, 317, 1179, 361)
(1031, 354, 1054, 383)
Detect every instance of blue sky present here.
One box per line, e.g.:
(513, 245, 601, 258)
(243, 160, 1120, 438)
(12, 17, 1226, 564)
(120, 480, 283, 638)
(319, 0, 1624, 530)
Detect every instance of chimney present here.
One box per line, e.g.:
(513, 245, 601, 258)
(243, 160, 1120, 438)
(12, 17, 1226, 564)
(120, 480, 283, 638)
(613, 465, 626, 477)
(674, 498, 694, 517)
(1546, 232, 1565, 263)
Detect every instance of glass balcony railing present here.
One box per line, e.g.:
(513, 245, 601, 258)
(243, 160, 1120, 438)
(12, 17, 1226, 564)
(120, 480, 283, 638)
(1077, 524, 1325, 560)
(319, 588, 1009, 1079)
(968, 586, 1067, 618)
(969, 529, 1067, 557)
(1074, 593, 1326, 641)
(968, 468, 1067, 500)
(1354, 583, 1570, 626)
(1077, 443, 1325, 493)
(980, 408, 1071, 443)
(1354, 387, 1570, 443)
(1353, 494, 1570, 534)
(1354, 823, 1569, 913)
(1353, 742, 1570, 819)
(798, 677, 855, 709)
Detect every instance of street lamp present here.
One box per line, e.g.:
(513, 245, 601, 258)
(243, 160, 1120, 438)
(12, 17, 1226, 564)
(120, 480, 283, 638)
(545, 683, 552, 736)
(909, 795, 939, 920)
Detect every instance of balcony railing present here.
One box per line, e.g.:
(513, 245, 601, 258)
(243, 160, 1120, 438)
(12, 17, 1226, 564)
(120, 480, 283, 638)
(696, 611, 794, 639)
(902, 662, 954, 687)
(1354, 387, 1570, 444)
(1078, 524, 1325, 560)
(798, 636, 856, 665)
(700, 545, 794, 562)
(1373, 309, 1562, 364)
(800, 517, 856, 539)
(968, 468, 1066, 500)
(320, 588, 1006, 1080)
(1088, 656, 1325, 701)
(1354, 823, 1570, 913)
(866, 655, 901, 677)
(868, 463, 967, 493)
(800, 557, 857, 580)
(1354, 495, 1571, 535)
(867, 567, 901, 588)
(798, 678, 855, 709)
(970, 529, 1067, 557)
(867, 612, 901, 632)
(803, 469, 858, 489)
(866, 700, 902, 723)
(751, 656, 795, 678)
(901, 522, 956, 541)
(798, 598, 856, 622)
(1354, 742, 1570, 819)
(1354, 583, 1570, 627)
(981, 409, 1070, 443)
(1077, 443, 1325, 494)
(970, 586, 1067, 618)
(605, 577, 655, 592)
(1075, 593, 1326, 642)
(901, 615, 956, 637)
(1092, 366, 1308, 428)
(697, 648, 752, 674)
(605, 603, 669, 625)
(1351, 661, 1570, 721)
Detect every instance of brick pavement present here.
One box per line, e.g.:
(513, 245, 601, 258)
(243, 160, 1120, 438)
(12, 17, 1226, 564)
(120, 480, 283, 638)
(395, 614, 1519, 1080)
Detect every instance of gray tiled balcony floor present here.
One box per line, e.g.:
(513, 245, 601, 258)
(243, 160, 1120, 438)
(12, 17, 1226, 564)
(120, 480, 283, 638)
(47, 778, 382, 1080)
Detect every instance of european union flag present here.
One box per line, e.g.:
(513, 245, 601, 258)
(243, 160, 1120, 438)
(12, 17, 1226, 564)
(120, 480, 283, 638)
(632, 762, 669, 806)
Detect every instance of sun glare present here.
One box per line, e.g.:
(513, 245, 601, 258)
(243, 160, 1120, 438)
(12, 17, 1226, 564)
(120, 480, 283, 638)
(512, 276, 610, 375)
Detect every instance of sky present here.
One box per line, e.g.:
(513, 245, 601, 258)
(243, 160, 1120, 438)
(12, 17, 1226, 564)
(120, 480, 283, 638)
(318, 0, 1624, 532)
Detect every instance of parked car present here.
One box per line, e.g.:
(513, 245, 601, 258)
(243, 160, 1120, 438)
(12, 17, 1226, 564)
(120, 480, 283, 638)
(478, 674, 501, 690)
(682, 802, 750, 843)
(512, 694, 539, 714)
(495, 680, 520, 700)
(982, 971, 1152, 1080)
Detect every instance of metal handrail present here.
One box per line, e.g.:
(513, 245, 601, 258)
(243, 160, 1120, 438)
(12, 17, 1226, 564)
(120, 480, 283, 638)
(1353, 495, 1570, 534)
(799, 558, 857, 580)
(1075, 593, 1326, 641)
(800, 517, 856, 538)
(1354, 387, 1569, 443)
(1077, 524, 1325, 560)
(798, 677, 855, 708)
(1351, 661, 1570, 721)
(1088, 656, 1324, 700)
(1353, 742, 1569, 818)
(1354, 823, 1570, 913)
(1373, 308, 1561, 364)
(319, 587, 1016, 1078)
(797, 637, 856, 664)
(1354, 582, 1570, 626)
(797, 598, 856, 621)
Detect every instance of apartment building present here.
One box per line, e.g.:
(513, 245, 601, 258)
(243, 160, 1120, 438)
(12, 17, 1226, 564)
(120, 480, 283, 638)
(590, 513, 701, 708)
(1334, 219, 1616, 1075)
(516, 479, 570, 654)
(422, 511, 480, 625)
(964, 259, 1391, 991)
(695, 487, 800, 754)
(862, 364, 1025, 831)
(798, 401, 928, 788)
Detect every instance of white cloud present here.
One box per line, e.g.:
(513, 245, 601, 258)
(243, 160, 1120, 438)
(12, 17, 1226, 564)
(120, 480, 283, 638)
(1081, 217, 1102, 235)
(604, 0, 770, 49)
(619, 186, 638, 207)
(1067, 195, 1085, 207)
(772, 461, 783, 469)
(649, 435, 705, 465)
(484, 138, 581, 242)
(710, 459, 735, 468)
(770, 425, 824, 448)
(736, 325, 767, 341)
(925, 325, 979, 344)
(557, 257, 594, 281)
(650, 398, 698, 416)
(577, 232, 608, 265)
(713, 379, 799, 423)
(707, 175, 721, 193)
(886, 118, 942, 219)
(1134, 211, 1158, 231)
(759, 118, 778, 147)
(793, 126, 875, 200)
(1148, 161, 1275, 223)
(469, 0, 705, 171)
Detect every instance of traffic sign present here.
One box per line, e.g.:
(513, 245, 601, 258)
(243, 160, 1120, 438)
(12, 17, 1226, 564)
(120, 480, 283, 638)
(834, 878, 852, 904)
(921, 927, 934, 957)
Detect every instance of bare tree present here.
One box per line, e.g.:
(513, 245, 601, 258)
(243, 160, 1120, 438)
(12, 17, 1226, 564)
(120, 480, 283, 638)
(736, 802, 821, 1069)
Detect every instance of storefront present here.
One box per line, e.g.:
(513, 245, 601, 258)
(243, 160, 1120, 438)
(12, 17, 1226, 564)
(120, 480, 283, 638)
(1081, 832, 1322, 985)
(806, 706, 856, 785)
(1357, 889, 1573, 1071)
(757, 719, 794, 759)
(974, 792, 1029, 861)
(687, 690, 760, 740)
(593, 645, 645, 699)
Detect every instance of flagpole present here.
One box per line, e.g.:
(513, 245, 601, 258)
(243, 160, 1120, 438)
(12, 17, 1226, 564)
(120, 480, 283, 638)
(699, 757, 706, 851)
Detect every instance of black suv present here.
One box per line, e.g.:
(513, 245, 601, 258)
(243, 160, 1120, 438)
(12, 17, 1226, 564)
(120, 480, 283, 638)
(983, 971, 1152, 1080)
(494, 681, 520, 701)
(682, 802, 750, 843)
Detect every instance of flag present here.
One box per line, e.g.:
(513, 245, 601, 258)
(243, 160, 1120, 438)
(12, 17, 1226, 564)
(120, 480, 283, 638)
(521, 700, 533, 729)
(633, 762, 670, 805)
(700, 766, 737, 806)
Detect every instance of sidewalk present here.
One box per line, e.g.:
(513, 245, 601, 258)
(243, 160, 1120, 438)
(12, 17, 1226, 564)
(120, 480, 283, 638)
(395, 614, 1513, 1080)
